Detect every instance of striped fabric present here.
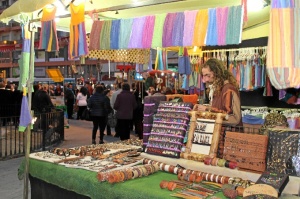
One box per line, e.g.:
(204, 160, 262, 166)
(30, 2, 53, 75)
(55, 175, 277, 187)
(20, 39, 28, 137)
(151, 13, 167, 48)
(267, 0, 300, 89)
(142, 16, 155, 48)
(89, 20, 104, 50)
(110, 19, 120, 49)
(100, 20, 112, 50)
(193, 9, 209, 47)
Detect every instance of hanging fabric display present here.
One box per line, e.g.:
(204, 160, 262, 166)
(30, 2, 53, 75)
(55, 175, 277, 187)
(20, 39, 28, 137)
(39, 5, 59, 52)
(171, 12, 184, 47)
(128, 17, 146, 49)
(142, 16, 155, 49)
(100, 20, 112, 50)
(89, 20, 104, 50)
(110, 19, 120, 49)
(182, 10, 197, 46)
(119, 18, 134, 49)
(193, 9, 209, 46)
(69, 2, 88, 59)
(267, 0, 300, 89)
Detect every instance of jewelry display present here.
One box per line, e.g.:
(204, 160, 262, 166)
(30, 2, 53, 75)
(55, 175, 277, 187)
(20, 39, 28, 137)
(267, 130, 299, 175)
(145, 101, 193, 158)
(97, 164, 159, 184)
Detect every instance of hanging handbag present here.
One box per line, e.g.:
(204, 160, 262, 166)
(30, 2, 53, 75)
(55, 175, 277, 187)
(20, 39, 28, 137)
(82, 108, 92, 121)
(107, 112, 117, 128)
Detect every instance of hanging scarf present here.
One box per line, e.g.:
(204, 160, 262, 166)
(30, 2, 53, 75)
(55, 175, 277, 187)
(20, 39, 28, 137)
(206, 8, 218, 46)
(151, 13, 167, 48)
(216, 7, 229, 46)
(119, 18, 134, 49)
(89, 20, 104, 50)
(100, 20, 112, 50)
(142, 16, 155, 48)
(183, 10, 198, 46)
(172, 12, 184, 46)
(162, 13, 176, 47)
(193, 9, 209, 46)
(110, 19, 120, 49)
(128, 17, 146, 49)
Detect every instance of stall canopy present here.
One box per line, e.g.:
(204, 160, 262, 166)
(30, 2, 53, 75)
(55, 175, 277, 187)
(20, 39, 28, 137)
(0, 0, 270, 40)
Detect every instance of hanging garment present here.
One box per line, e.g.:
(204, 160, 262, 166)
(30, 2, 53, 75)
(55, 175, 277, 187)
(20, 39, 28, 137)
(69, 2, 88, 59)
(89, 20, 104, 50)
(162, 13, 176, 47)
(39, 6, 59, 52)
(178, 47, 191, 75)
(172, 12, 184, 46)
(206, 8, 218, 46)
(263, 75, 273, 96)
(100, 20, 112, 50)
(142, 16, 155, 49)
(193, 9, 209, 46)
(216, 7, 229, 45)
(110, 20, 120, 49)
(183, 10, 197, 46)
(128, 17, 146, 49)
(151, 13, 167, 48)
(119, 18, 134, 49)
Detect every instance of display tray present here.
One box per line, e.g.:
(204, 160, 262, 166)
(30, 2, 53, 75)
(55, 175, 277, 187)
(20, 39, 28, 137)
(256, 171, 289, 196)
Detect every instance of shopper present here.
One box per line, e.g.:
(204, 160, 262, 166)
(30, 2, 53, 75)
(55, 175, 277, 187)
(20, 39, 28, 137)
(114, 83, 137, 140)
(75, 86, 88, 120)
(88, 85, 112, 144)
(64, 83, 75, 119)
(133, 81, 148, 139)
(194, 58, 242, 126)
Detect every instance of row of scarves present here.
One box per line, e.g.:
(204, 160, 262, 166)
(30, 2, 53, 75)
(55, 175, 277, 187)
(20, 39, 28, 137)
(89, 5, 243, 50)
(228, 57, 273, 96)
(267, 0, 300, 89)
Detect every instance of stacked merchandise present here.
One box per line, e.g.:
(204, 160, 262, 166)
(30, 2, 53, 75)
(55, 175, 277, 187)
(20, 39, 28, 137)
(143, 95, 167, 150)
(145, 101, 192, 158)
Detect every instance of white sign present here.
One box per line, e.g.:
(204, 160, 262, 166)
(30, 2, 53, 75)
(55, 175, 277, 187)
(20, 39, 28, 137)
(191, 118, 215, 155)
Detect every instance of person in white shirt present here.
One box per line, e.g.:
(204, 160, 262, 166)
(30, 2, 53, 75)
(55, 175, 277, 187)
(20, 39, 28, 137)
(75, 86, 88, 120)
(110, 82, 122, 137)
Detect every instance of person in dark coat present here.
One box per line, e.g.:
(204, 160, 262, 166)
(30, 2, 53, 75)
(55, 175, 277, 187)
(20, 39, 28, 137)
(133, 82, 148, 139)
(114, 83, 137, 141)
(87, 85, 112, 144)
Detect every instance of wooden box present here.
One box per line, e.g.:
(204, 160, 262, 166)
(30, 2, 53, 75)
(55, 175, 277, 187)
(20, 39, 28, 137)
(223, 132, 268, 172)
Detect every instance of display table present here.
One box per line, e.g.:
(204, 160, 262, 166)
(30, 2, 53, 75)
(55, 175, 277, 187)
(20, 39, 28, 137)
(21, 158, 177, 199)
(20, 152, 300, 198)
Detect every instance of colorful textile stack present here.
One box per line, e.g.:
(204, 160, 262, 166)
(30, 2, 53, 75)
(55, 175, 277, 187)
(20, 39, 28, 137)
(88, 4, 243, 50)
(267, 0, 300, 89)
(39, 6, 59, 52)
